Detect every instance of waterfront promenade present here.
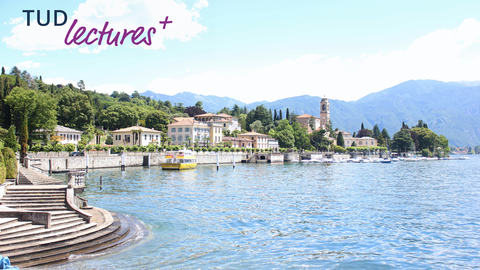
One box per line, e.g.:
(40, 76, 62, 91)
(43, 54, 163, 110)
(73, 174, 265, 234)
(0, 167, 145, 268)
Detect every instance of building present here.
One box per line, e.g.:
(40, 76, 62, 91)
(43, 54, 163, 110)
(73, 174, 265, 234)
(53, 125, 82, 145)
(296, 114, 321, 133)
(167, 118, 211, 146)
(222, 137, 253, 148)
(216, 113, 242, 132)
(267, 137, 279, 151)
(237, 131, 269, 149)
(112, 126, 162, 147)
(337, 130, 377, 147)
(320, 97, 330, 128)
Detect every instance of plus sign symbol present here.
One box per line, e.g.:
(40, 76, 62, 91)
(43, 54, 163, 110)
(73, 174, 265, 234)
(159, 16, 173, 29)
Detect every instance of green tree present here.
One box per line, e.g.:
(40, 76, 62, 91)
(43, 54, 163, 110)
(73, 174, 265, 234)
(392, 128, 413, 153)
(310, 129, 331, 151)
(4, 126, 17, 150)
(373, 124, 380, 139)
(337, 131, 345, 148)
(0, 150, 6, 184)
(20, 115, 28, 163)
(77, 80, 85, 91)
(286, 108, 289, 121)
(98, 104, 139, 130)
(64, 143, 76, 153)
(195, 101, 203, 109)
(5, 87, 57, 135)
(1, 67, 5, 75)
(145, 111, 170, 133)
(292, 121, 311, 150)
(10, 66, 21, 77)
(250, 120, 263, 133)
(273, 119, 295, 148)
(57, 89, 94, 130)
(1, 147, 17, 179)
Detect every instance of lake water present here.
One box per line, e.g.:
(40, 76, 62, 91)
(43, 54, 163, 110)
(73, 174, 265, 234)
(52, 156, 480, 269)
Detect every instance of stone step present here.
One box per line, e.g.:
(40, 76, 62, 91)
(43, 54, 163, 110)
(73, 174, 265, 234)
(4, 203, 66, 208)
(1, 195, 65, 200)
(50, 210, 77, 217)
(51, 213, 80, 222)
(0, 217, 18, 228)
(0, 222, 97, 249)
(0, 220, 34, 234)
(7, 213, 128, 268)
(1, 199, 65, 205)
(9, 206, 68, 211)
(0, 223, 45, 239)
(51, 217, 84, 227)
(6, 190, 66, 194)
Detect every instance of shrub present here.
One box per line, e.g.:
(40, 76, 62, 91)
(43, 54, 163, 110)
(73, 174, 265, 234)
(1, 147, 16, 180)
(126, 146, 133, 152)
(94, 144, 102, 151)
(64, 143, 76, 153)
(102, 145, 110, 152)
(53, 144, 64, 152)
(201, 147, 208, 152)
(148, 145, 156, 152)
(42, 144, 53, 152)
(31, 143, 42, 153)
(116, 145, 125, 152)
(0, 151, 5, 184)
(422, 148, 432, 157)
(77, 141, 86, 151)
(139, 146, 147, 152)
(85, 145, 93, 151)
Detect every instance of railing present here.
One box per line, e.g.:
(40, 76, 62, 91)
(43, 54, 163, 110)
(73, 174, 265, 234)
(67, 171, 85, 190)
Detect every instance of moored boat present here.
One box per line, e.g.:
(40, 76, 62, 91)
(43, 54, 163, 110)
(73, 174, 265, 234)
(161, 149, 197, 170)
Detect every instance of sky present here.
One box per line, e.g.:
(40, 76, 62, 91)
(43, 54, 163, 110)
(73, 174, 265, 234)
(1, 0, 480, 103)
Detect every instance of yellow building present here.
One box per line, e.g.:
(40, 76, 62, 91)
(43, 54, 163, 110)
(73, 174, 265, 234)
(237, 131, 269, 149)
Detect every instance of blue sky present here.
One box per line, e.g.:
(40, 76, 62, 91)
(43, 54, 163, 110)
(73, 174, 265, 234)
(1, 0, 480, 103)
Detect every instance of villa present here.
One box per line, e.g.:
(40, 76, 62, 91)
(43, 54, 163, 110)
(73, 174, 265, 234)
(111, 126, 162, 147)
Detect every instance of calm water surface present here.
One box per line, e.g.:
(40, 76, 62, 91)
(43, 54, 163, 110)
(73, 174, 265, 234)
(52, 156, 480, 269)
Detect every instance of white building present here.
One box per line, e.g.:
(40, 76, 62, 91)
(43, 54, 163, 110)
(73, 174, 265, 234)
(112, 126, 162, 147)
(54, 125, 82, 145)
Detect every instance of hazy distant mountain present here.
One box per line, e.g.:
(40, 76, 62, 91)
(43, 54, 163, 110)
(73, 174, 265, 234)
(141, 90, 247, 112)
(141, 80, 480, 146)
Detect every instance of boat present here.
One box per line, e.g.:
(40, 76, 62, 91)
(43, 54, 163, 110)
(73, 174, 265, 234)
(161, 149, 197, 170)
(380, 158, 392, 163)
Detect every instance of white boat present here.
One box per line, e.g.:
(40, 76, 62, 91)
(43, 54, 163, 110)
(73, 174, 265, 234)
(290, 160, 299, 163)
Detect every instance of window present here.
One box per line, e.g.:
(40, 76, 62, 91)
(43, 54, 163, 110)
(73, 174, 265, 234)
(224, 124, 226, 127)
(171, 128, 176, 132)
(178, 128, 183, 132)
(125, 135, 130, 143)
(371, 141, 374, 145)
(172, 135, 176, 141)
(156, 135, 159, 140)
(145, 134, 147, 140)
(185, 127, 190, 132)
(178, 135, 183, 141)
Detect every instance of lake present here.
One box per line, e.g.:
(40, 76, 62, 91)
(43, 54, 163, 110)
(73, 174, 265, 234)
(52, 156, 480, 269)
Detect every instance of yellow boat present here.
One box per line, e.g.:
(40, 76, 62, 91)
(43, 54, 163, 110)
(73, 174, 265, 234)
(161, 149, 197, 170)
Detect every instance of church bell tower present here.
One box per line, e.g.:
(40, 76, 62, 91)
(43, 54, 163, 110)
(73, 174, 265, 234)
(320, 97, 330, 128)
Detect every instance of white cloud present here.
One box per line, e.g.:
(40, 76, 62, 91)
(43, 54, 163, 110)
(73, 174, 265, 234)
(147, 18, 480, 103)
(79, 47, 91, 54)
(90, 83, 136, 95)
(3, 0, 207, 52)
(22, 52, 45, 56)
(9, 17, 24, 25)
(43, 77, 77, 86)
(16, 61, 41, 69)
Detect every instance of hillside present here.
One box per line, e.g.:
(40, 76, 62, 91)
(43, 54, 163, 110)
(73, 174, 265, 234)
(141, 80, 480, 146)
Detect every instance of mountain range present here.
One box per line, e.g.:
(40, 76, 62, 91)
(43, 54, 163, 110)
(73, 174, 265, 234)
(141, 80, 480, 146)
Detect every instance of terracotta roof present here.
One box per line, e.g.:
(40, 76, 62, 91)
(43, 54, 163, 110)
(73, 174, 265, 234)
(238, 131, 269, 137)
(223, 137, 253, 142)
(172, 117, 194, 123)
(297, 114, 320, 119)
(112, 125, 161, 133)
(217, 113, 232, 118)
(194, 113, 218, 117)
(167, 119, 195, 126)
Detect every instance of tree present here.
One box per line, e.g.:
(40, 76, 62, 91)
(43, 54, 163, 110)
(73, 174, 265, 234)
(98, 104, 139, 130)
(1, 67, 5, 75)
(1, 147, 17, 179)
(273, 119, 295, 148)
(10, 66, 21, 77)
(250, 120, 263, 133)
(357, 128, 373, 138)
(77, 80, 85, 91)
(0, 150, 5, 184)
(373, 124, 380, 139)
(5, 87, 57, 136)
(118, 92, 131, 102)
(337, 131, 345, 148)
(310, 129, 331, 151)
(145, 111, 170, 133)
(279, 109, 283, 120)
(361, 123, 365, 130)
(4, 126, 17, 150)
(392, 128, 413, 153)
(132, 90, 141, 99)
(286, 108, 290, 121)
(184, 106, 206, 117)
(57, 89, 94, 130)
(195, 101, 203, 109)
(20, 115, 28, 163)
(274, 109, 278, 121)
(309, 116, 315, 131)
(292, 121, 312, 150)
(381, 128, 390, 141)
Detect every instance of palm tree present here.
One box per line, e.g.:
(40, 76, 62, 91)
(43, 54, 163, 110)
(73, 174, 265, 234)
(187, 137, 192, 147)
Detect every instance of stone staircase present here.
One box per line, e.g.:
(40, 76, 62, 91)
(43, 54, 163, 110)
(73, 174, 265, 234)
(0, 185, 145, 268)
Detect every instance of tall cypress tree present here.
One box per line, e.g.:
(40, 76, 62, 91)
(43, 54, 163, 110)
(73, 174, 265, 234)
(373, 124, 380, 138)
(274, 109, 278, 121)
(286, 108, 290, 121)
(337, 131, 345, 148)
(279, 109, 283, 120)
(361, 123, 364, 130)
(1, 67, 5, 75)
(4, 126, 17, 150)
(20, 115, 28, 163)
